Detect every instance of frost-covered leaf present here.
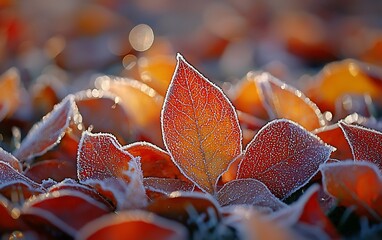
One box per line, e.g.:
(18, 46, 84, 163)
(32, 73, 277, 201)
(144, 177, 194, 199)
(76, 210, 188, 240)
(13, 95, 78, 162)
(123, 141, 187, 181)
(320, 161, 382, 221)
(22, 190, 110, 237)
(24, 159, 77, 183)
(238, 119, 334, 199)
(147, 191, 221, 224)
(217, 179, 286, 211)
(254, 72, 325, 131)
(77, 132, 147, 210)
(0, 161, 44, 193)
(313, 123, 352, 160)
(0, 146, 22, 172)
(339, 121, 382, 169)
(161, 54, 242, 194)
(95, 75, 164, 147)
(0, 68, 22, 121)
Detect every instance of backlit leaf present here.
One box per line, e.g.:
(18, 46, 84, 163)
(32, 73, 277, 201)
(254, 72, 325, 131)
(22, 190, 110, 237)
(320, 161, 382, 221)
(76, 210, 188, 240)
(238, 119, 334, 199)
(13, 95, 78, 163)
(123, 142, 187, 181)
(217, 179, 287, 211)
(95, 76, 164, 147)
(77, 132, 147, 210)
(161, 54, 242, 194)
(339, 121, 382, 169)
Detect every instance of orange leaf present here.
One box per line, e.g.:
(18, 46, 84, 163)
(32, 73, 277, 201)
(238, 119, 334, 199)
(254, 72, 325, 131)
(123, 141, 187, 181)
(95, 76, 164, 147)
(320, 161, 382, 220)
(306, 59, 382, 113)
(339, 121, 382, 169)
(0, 68, 21, 121)
(77, 132, 147, 210)
(161, 54, 242, 194)
(76, 210, 187, 240)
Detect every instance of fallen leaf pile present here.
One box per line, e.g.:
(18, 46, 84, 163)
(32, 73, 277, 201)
(1, 52, 382, 239)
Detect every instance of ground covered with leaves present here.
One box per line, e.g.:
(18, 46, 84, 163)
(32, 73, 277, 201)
(1, 1, 382, 240)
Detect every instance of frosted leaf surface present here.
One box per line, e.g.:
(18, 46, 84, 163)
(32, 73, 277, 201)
(320, 160, 382, 220)
(161, 53, 242, 194)
(0, 147, 22, 172)
(238, 119, 334, 199)
(339, 121, 382, 169)
(254, 72, 325, 131)
(77, 132, 147, 210)
(217, 179, 286, 211)
(0, 161, 43, 192)
(13, 95, 77, 162)
(143, 177, 195, 196)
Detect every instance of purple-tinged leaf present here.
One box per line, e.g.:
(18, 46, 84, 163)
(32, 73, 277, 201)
(0, 147, 22, 172)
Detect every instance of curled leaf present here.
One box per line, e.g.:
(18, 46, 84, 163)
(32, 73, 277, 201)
(76, 210, 188, 240)
(238, 119, 334, 199)
(161, 54, 242, 194)
(77, 132, 147, 210)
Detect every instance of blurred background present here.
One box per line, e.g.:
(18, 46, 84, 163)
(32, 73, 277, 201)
(0, 0, 381, 91)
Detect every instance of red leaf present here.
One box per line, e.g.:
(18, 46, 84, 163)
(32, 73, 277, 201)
(238, 119, 334, 199)
(24, 159, 77, 183)
(217, 179, 286, 212)
(22, 190, 110, 237)
(76, 210, 188, 240)
(161, 54, 242, 194)
(77, 132, 147, 210)
(0, 147, 22, 172)
(339, 121, 382, 169)
(314, 123, 353, 160)
(0, 195, 26, 231)
(123, 141, 187, 181)
(320, 160, 382, 220)
(13, 95, 79, 162)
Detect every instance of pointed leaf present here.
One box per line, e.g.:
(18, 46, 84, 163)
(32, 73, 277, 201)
(0, 147, 22, 172)
(13, 95, 78, 162)
(161, 54, 242, 194)
(339, 121, 382, 169)
(76, 210, 188, 240)
(320, 161, 382, 221)
(254, 72, 325, 131)
(238, 119, 334, 199)
(123, 142, 187, 181)
(22, 190, 110, 236)
(217, 179, 287, 212)
(77, 132, 147, 210)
